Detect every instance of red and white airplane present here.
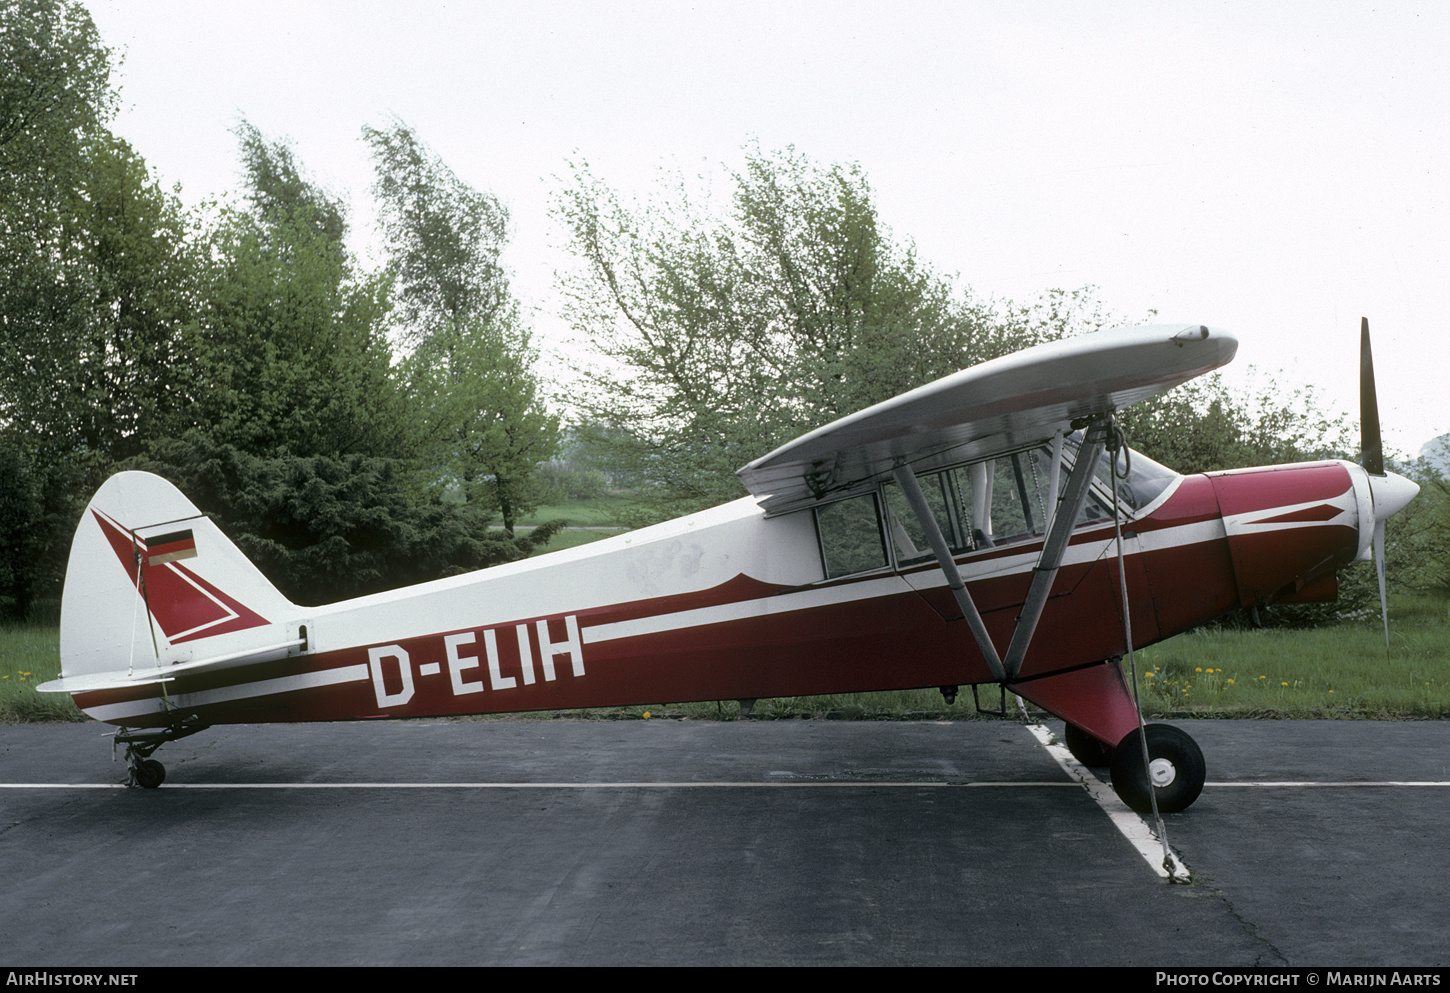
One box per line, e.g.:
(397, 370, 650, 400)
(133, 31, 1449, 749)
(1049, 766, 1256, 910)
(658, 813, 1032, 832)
(40, 322, 1418, 812)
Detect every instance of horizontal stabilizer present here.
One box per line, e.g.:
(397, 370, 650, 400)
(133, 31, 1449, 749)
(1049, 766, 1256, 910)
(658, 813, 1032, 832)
(36, 637, 305, 694)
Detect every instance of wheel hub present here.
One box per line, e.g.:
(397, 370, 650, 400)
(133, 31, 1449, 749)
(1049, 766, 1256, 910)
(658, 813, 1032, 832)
(1149, 757, 1177, 788)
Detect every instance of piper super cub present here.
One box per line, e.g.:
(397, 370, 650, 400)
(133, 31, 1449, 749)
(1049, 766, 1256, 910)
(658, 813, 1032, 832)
(39, 322, 1418, 811)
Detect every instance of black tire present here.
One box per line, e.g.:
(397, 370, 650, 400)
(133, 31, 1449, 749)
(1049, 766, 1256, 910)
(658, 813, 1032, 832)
(135, 759, 166, 789)
(1063, 723, 1113, 767)
(1109, 724, 1204, 813)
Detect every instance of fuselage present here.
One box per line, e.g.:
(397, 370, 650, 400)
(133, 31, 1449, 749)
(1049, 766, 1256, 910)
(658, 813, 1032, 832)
(71, 450, 1376, 738)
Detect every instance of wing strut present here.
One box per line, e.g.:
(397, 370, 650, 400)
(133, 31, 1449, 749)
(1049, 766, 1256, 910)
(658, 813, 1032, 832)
(891, 465, 1006, 683)
(891, 421, 1108, 685)
(1001, 422, 1108, 680)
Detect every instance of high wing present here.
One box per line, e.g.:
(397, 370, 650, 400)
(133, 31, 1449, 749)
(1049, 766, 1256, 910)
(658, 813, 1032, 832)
(736, 324, 1239, 515)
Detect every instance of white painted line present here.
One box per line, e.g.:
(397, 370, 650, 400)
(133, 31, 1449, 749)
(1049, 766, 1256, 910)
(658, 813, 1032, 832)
(0, 781, 1082, 790)
(1207, 781, 1450, 787)
(1025, 723, 1191, 882)
(9, 778, 1448, 791)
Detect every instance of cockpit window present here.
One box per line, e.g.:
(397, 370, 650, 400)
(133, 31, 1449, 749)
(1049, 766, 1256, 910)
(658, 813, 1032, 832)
(815, 492, 890, 578)
(1065, 432, 1177, 513)
(812, 434, 1180, 580)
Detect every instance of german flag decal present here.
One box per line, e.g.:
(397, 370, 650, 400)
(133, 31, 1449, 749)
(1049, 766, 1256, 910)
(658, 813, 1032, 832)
(146, 529, 197, 566)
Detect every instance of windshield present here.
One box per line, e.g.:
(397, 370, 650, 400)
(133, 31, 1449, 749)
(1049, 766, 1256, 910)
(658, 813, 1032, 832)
(1065, 432, 1178, 513)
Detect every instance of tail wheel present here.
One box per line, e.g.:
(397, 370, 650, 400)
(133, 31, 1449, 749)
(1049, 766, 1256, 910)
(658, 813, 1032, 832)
(133, 758, 166, 789)
(1110, 724, 1205, 813)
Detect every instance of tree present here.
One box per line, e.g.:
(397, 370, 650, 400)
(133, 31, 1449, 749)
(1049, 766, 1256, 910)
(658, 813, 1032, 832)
(129, 433, 560, 605)
(0, 4, 206, 618)
(6, 134, 204, 463)
(189, 123, 410, 461)
(555, 145, 1114, 519)
(0, 0, 115, 202)
(1117, 370, 1355, 476)
(365, 120, 557, 531)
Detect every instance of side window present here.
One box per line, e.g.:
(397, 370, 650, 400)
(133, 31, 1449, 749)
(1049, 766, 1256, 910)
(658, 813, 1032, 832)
(947, 449, 1053, 548)
(815, 493, 889, 579)
(881, 471, 964, 564)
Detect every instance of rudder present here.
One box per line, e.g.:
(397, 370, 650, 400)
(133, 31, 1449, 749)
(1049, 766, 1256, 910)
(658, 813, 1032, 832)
(55, 471, 298, 687)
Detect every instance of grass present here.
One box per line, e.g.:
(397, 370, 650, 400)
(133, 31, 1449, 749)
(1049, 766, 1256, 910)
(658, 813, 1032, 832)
(527, 526, 627, 556)
(0, 625, 84, 722)
(518, 494, 644, 528)
(1131, 594, 1450, 719)
(6, 595, 1446, 725)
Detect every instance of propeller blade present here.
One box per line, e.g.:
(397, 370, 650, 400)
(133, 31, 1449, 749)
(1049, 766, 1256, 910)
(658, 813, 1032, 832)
(1360, 317, 1384, 476)
(1374, 518, 1390, 654)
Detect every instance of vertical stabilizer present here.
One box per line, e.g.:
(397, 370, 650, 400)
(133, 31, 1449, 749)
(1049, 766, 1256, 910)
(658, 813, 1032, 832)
(57, 472, 297, 685)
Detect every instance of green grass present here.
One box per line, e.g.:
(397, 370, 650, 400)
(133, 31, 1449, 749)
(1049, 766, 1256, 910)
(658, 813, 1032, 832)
(0, 625, 84, 722)
(518, 494, 644, 528)
(1131, 594, 1450, 718)
(7, 595, 1446, 724)
(527, 526, 627, 556)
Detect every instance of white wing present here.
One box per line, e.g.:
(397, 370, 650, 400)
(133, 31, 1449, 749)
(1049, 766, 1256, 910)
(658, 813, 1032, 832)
(736, 324, 1237, 515)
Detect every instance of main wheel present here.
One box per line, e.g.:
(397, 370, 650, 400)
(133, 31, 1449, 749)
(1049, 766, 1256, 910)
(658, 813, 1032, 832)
(1063, 723, 1113, 767)
(134, 759, 166, 789)
(1109, 724, 1204, 813)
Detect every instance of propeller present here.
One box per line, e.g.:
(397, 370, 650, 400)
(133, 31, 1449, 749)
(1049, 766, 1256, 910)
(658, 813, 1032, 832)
(1359, 318, 1419, 653)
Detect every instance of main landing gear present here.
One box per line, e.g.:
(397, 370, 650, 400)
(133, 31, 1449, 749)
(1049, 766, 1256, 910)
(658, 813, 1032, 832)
(114, 717, 210, 789)
(1064, 721, 1205, 813)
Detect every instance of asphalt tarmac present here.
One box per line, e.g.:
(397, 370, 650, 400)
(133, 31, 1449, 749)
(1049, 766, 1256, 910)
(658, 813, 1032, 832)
(1, 718, 1447, 967)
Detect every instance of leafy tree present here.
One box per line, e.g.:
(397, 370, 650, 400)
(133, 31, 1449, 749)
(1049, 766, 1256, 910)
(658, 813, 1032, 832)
(189, 123, 410, 461)
(130, 433, 560, 605)
(1390, 465, 1450, 599)
(0, 3, 206, 618)
(365, 120, 557, 531)
(555, 145, 1114, 519)
(0, 3, 170, 464)
(6, 135, 203, 463)
(0, 0, 115, 202)
(0, 446, 45, 618)
(1117, 370, 1355, 476)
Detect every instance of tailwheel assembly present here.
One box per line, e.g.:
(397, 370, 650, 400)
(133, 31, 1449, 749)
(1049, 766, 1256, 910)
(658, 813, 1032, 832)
(132, 758, 165, 789)
(114, 717, 210, 789)
(1109, 723, 1205, 813)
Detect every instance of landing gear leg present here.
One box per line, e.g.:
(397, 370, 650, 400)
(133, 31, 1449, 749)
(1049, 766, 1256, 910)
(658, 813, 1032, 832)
(114, 717, 210, 789)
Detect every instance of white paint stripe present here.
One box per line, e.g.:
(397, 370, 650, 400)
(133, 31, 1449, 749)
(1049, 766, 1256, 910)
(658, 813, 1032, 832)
(1026, 723, 1191, 881)
(1205, 781, 1450, 787)
(0, 781, 1084, 790)
(82, 663, 370, 722)
(1222, 488, 1356, 535)
(582, 574, 909, 644)
(70, 515, 1233, 718)
(10, 780, 1450, 790)
(164, 560, 241, 640)
(582, 517, 1228, 646)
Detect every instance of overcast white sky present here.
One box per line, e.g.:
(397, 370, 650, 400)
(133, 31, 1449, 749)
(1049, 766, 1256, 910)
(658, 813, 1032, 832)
(87, 0, 1448, 456)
